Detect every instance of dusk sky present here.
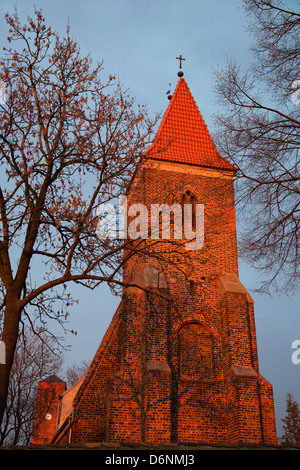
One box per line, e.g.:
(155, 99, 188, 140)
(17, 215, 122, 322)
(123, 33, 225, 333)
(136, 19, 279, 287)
(0, 0, 299, 438)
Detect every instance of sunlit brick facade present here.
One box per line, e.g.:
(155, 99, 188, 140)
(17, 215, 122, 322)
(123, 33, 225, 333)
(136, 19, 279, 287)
(31, 375, 66, 445)
(32, 75, 277, 446)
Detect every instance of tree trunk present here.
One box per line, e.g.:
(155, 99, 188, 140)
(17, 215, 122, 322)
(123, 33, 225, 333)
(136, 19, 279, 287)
(0, 294, 22, 430)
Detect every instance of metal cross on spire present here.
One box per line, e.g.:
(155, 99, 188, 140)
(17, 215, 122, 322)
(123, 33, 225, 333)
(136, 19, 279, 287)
(176, 55, 185, 69)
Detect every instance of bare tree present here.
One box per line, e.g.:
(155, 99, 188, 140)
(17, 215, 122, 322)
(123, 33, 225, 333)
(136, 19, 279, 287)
(0, 326, 63, 446)
(64, 360, 89, 387)
(213, 0, 300, 294)
(281, 393, 300, 446)
(0, 7, 158, 428)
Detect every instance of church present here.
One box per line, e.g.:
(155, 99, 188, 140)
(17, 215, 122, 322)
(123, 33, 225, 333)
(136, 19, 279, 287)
(31, 65, 278, 447)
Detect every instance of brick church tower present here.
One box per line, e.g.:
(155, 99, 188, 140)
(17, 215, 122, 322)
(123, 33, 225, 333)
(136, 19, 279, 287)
(34, 70, 277, 446)
(31, 375, 66, 444)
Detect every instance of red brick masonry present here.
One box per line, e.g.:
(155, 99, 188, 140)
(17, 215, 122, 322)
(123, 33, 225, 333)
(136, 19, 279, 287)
(32, 76, 277, 446)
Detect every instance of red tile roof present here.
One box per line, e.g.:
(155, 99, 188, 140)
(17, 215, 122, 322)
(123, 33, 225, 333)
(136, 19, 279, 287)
(144, 78, 237, 172)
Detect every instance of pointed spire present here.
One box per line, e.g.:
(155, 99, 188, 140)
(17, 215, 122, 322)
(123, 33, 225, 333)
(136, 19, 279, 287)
(145, 77, 237, 172)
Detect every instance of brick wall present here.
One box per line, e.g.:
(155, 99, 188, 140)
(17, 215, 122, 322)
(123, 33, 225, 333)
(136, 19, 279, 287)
(68, 160, 277, 445)
(31, 377, 66, 445)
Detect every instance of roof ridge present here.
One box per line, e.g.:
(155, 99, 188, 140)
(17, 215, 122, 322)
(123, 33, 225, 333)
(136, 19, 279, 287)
(154, 78, 185, 141)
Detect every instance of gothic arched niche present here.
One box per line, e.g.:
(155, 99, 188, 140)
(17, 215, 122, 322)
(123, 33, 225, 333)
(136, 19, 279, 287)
(181, 190, 197, 234)
(178, 322, 213, 380)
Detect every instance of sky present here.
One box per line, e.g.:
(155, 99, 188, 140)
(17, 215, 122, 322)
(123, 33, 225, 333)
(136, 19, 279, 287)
(0, 0, 299, 439)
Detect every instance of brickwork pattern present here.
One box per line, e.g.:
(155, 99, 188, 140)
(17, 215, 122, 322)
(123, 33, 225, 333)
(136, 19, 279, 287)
(31, 377, 66, 445)
(68, 163, 277, 445)
(40, 75, 277, 446)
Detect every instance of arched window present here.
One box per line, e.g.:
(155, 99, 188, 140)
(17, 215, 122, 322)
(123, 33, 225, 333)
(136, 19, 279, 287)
(178, 322, 213, 380)
(181, 191, 197, 236)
